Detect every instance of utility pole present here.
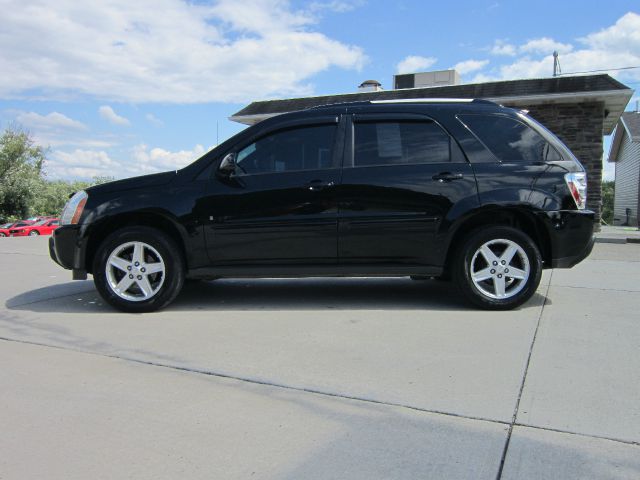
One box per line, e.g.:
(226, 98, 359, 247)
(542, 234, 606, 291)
(553, 51, 560, 77)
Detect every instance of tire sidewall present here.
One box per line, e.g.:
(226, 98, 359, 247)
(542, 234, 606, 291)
(93, 226, 184, 313)
(454, 226, 542, 310)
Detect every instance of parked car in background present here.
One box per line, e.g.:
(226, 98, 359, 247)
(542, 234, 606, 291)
(0, 220, 35, 237)
(26, 215, 59, 223)
(10, 218, 60, 237)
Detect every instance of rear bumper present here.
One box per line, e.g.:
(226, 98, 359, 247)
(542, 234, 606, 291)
(50, 225, 87, 279)
(539, 209, 595, 269)
(550, 233, 595, 268)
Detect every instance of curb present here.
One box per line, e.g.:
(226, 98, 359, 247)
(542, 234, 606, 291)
(595, 237, 640, 244)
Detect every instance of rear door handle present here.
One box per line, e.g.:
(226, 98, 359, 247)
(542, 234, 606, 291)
(432, 172, 463, 182)
(306, 180, 335, 192)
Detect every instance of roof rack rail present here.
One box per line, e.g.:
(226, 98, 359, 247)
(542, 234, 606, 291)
(370, 98, 497, 105)
(308, 101, 370, 110)
(308, 98, 497, 110)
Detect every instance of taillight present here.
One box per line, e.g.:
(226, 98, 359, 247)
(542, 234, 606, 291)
(564, 172, 587, 210)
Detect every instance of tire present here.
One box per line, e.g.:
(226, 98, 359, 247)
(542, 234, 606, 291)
(0, 233, 5, 237)
(93, 226, 185, 313)
(29, 230, 40, 236)
(453, 226, 542, 310)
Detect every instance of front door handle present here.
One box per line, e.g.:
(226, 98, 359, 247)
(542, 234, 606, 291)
(432, 172, 463, 182)
(306, 180, 335, 192)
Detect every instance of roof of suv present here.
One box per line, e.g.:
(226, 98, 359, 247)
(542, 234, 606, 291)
(263, 98, 511, 121)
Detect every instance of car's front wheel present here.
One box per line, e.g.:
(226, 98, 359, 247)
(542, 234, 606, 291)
(453, 226, 542, 310)
(93, 227, 185, 313)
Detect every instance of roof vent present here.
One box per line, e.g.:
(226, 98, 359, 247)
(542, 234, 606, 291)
(358, 80, 383, 92)
(394, 69, 461, 90)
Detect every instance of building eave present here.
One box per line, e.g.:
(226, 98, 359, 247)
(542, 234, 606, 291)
(230, 76, 634, 134)
(608, 124, 625, 162)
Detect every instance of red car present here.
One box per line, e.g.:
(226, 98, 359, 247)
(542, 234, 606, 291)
(0, 220, 35, 237)
(9, 218, 60, 237)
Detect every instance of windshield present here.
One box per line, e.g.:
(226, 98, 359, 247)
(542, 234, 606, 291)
(33, 219, 48, 226)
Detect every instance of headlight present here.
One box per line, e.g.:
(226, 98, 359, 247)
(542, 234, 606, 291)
(60, 190, 88, 225)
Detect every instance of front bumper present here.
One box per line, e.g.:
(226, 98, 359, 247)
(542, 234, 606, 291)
(49, 225, 88, 279)
(539, 209, 595, 269)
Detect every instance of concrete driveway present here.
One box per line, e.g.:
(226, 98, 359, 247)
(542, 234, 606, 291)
(1, 237, 639, 479)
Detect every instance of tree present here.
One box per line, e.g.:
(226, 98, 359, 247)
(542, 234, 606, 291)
(601, 180, 615, 225)
(0, 127, 46, 219)
(31, 180, 92, 216)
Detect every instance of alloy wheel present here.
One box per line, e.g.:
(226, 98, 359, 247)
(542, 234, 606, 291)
(469, 238, 530, 300)
(106, 241, 166, 302)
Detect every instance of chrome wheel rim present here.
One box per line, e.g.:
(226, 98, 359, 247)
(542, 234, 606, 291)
(470, 239, 530, 300)
(106, 241, 165, 302)
(29, 230, 38, 236)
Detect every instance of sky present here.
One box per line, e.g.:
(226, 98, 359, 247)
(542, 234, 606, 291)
(0, 0, 639, 182)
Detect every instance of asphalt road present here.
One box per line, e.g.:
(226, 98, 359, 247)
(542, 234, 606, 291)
(1, 237, 639, 479)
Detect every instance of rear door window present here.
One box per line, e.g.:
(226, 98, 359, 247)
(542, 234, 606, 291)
(352, 120, 451, 167)
(459, 114, 561, 163)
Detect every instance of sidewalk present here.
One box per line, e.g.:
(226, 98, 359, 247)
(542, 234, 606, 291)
(595, 225, 640, 244)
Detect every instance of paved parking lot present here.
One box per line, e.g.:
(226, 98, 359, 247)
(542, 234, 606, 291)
(1, 237, 639, 479)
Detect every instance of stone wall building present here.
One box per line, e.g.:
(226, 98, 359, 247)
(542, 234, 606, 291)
(230, 75, 634, 222)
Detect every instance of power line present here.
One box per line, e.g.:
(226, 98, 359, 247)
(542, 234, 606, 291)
(556, 65, 640, 76)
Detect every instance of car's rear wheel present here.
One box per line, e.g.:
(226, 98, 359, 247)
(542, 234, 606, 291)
(28, 230, 39, 236)
(0, 232, 6, 237)
(93, 227, 185, 313)
(453, 226, 542, 310)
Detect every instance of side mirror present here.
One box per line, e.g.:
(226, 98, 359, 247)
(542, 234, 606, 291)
(218, 153, 237, 177)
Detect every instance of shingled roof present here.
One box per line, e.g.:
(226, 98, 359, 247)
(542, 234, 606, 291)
(230, 74, 634, 134)
(620, 111, 640, 142)
(608, 111, 640, 162)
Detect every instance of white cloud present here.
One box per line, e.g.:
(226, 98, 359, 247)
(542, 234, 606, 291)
(580, 12, 640, 52)
(47, 149, 118, 179)
(47, 143, 211, 180)
(308, 1, 364, 13)
(473, 13, 640, 85)
(99, 105, 130, 126)
(453, 59, 489, 75)
(145, 113, 163, 126)
(396, 55, 437, 74)
(132, 143, 208, 172)
(0, 0, 366, 103)
(520, 37, 573, 55)
(7, 109, 115, 148)
(15, 111, 86, 131)
(490, 40, 517, 56)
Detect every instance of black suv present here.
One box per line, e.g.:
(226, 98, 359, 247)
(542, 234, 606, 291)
(50, 99, 594, 312)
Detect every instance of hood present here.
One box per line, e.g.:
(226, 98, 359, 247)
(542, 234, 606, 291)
(86, 170, 178, 195)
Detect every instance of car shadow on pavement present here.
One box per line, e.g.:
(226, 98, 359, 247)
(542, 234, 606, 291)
(5, 277, 549, 313)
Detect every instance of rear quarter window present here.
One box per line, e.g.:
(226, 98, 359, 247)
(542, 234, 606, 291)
(459, 114, 561, 163)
